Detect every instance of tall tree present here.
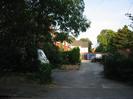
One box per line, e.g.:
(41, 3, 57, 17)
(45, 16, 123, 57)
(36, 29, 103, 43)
(0, 0, 90, 71)
(26, 0, 90, 38)
(97, 29, 116, 52)
(125, 13, 133, 29)
(113, 25, 133, 50)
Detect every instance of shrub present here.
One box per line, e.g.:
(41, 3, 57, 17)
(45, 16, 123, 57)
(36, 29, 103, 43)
(103, 53, 133, 81)
(61, 51, 71, 64)
(69, 47, 80, 64)
(35, 61, 52, 83)
(62, 47, 80, 65)
(0, 45, 39, 73)
(43, 43, 63, 68)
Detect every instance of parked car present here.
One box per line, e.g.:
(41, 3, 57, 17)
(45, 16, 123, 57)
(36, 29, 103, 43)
(91, 54, 103, 62)
(87, 53, 96, 60)
(37, 49, 49, 64)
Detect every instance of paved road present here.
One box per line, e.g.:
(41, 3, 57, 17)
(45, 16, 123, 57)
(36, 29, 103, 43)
(39, 60, 133, 99)
(1, 60, 133, 99)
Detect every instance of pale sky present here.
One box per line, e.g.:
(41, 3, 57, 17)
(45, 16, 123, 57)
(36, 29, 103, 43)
(78, 0, 133, 48)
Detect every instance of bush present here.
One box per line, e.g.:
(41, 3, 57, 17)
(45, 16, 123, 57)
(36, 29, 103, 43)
(62, 51, 71, 64)
(0, 45, 39, 73)
(43, 43, 63, 68)
(69, 47, 80, 64)
(103, 53, 133, 81)
(35, 61, 52, 83)
(62, 47, 81, 65)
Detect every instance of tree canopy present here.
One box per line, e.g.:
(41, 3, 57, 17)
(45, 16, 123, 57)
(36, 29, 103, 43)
(113, 25, 133, 50)
(96, 26, 133, 53)
(125, 13, 133, 29)
(97, 29, 116, 52)
(0, 0, 90, 71)
(25, 0, 90, 37)
(0, 0, 90, 47)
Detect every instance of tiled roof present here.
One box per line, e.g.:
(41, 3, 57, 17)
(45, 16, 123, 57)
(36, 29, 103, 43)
(71, 40, 88, 47)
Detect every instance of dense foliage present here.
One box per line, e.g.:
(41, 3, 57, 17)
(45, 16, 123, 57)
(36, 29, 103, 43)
(98, 26, 133, 82)
(36, 62, 52, 83)
(62, 47, 80, 65)
(0, 0, 89, 73)
(96, 29, 116, 52)
(113, 25, 133, 50)
(126, 13, 133, 29)
(103, 53, 133, 81)
(43, 42, 63, 67)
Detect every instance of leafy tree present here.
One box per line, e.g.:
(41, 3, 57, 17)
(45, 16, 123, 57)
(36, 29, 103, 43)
(97, 29, 116, 52)
(113, 25, 133, 50)
(125, 13, 133, 29)
(53, 32, 73, 43)
(26, 0, 90, 38)
(0, 0, 90, 47)
(0, 0, 90, 71)
(102, 26, 133, 81)
(53, 32, 75, 51)
(0, 0, 37, 71)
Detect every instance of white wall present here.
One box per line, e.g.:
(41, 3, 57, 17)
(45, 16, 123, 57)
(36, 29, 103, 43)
(70, 46, 88, 53)
(80, 47, 88, 53)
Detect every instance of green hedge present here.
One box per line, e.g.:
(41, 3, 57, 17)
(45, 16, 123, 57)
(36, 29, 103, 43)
(62, 47, 80, 65)
(103, 53, 133, 81)
(43, 43, 63, 68)
(0, 46, 38, 72)
(35, 61, 52, 83)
